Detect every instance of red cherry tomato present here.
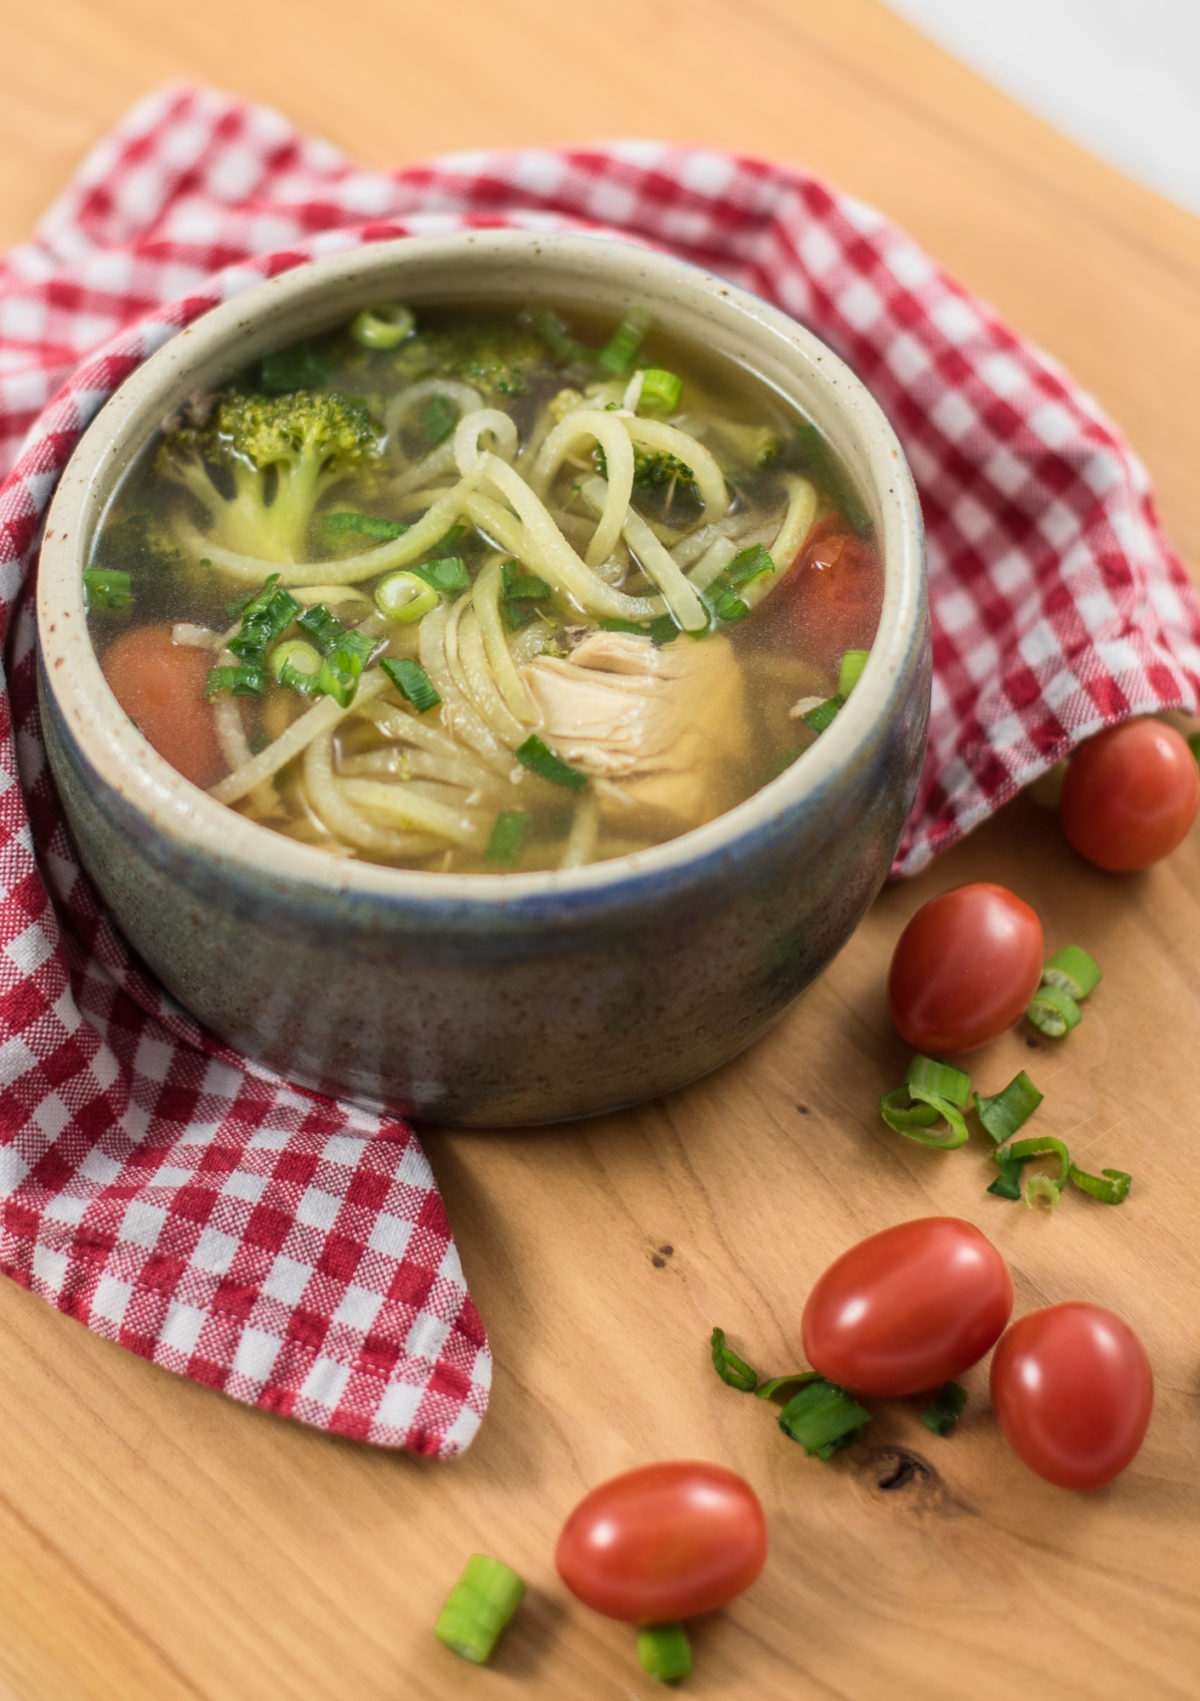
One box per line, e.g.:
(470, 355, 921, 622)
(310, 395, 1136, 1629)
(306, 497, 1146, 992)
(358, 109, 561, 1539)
(769, 516, 883, 658)
(887, 882, 1044, 1055)
(1060, 719, 1199, 872)
(990, 1303, 1153, 1491)
(801, 1217, 1013, 1397)
(555, 1461, 767, 1623)
(100, 623, 225, 789)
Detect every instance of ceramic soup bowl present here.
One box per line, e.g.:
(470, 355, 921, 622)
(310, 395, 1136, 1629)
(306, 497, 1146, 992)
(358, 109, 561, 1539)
(37, 230, 929, 1126)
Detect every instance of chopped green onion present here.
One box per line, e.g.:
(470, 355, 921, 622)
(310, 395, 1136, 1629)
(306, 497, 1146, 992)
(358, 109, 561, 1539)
(525, 304, 592, 368)
(1067, 1163, 1132, 1205)
(598, 614, 679, 647)
(921, 1382, 968, 1436)
(879, 1090, 941, 1135)
(777, 1379, 871, 1458)
(987, 1149, 1028, 1201)
(637, 1625, 692, 1683)
(880, 1055, 971, 1149)
(1003, 1134, 1070, 1184)
(706, 585, 750, 625)
(411, 555, 471, 596)
(724, 544, 775, 589)
(501, 563, 551, 603)
(296, 606, 376, 708)
(225, 587, 257, 620)
(323, 509, 408, 542)
(637, 368, 683, 414)
(973, 1070, 1043, 1144)
(434, 1554, 525, 1665)
(515, 734, 588, 790)
(228, 574, 301, 664)
(296, 604, 350, 653)
(1024, 1173, 1062, 1210)
(381, 656, 440, 713)
(1026, 982, 1081, 1038)
(994, 1135, 1070, 1208)
(375, 570, 440, 623)
(484, 811, 530, 867)
(82, 567, 132, 611)
(597, 306, 651, 376)
(260, 341, 331, 392)
(907, 1056, 970, 1107)
(317, 637, 375, 708)
(1041, 945, 1102, 1002)
(269, 638, 322, 694)
(802, 695, 845, 735)
(500, 560, 552, 628)
(754, 1371, 822, 1402)
(204, 663, 268, 699)
(710, 1326, 758, 1392)
(837, 649, 870, 696)
(421, 395, 458, 447)
(349, 303, 414, 349)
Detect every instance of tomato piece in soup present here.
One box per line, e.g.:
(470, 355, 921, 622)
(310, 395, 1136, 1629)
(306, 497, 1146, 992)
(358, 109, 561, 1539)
(100, 623, 225, 789)
(770, 516, 883, 657)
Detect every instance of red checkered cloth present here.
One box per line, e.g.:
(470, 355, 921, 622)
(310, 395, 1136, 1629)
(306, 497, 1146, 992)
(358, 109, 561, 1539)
(3, 86, 1199, 1452)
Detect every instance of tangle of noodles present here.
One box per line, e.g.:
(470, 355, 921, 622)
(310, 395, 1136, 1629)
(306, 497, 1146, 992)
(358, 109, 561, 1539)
(89, 301, 883, 875)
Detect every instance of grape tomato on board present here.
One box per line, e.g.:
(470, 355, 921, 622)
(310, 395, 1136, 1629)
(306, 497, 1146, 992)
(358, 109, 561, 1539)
(800, 1217, 1013, 1397)
(887, 883, 1044, 1055)
(554, 1461, 767, 1624)
(989, 1303, 1153, 1491)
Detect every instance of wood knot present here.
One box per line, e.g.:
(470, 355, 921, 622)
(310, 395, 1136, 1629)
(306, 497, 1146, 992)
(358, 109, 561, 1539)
(874, 1448, 933, 1492)
(851, 1444, 959, 1518)
(650, 1244, 674, 1269)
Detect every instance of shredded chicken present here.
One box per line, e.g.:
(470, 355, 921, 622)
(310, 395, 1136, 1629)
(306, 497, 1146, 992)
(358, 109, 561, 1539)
(521, 630, 750, 829)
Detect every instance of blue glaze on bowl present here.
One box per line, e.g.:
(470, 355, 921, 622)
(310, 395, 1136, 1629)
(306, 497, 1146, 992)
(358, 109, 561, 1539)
(37, 232, 929, 1127)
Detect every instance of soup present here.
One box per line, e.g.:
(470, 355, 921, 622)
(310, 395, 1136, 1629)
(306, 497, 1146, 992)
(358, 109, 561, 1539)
(85, 301, 882, 873)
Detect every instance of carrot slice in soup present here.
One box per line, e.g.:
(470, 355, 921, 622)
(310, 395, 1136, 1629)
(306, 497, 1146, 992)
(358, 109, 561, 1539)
(100, 623, 225, 788)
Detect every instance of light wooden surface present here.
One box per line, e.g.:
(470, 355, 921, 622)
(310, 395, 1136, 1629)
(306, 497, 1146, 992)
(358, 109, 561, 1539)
(3, 3, 1200, 1698)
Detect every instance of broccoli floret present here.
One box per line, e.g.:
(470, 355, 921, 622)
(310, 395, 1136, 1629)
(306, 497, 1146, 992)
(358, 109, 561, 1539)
(157, 389, 383, 562)
(91, 504, 186, 577)
(592, 444, 699, 511)
(709, 421, 781, 480)
(390, 315, 557, 402)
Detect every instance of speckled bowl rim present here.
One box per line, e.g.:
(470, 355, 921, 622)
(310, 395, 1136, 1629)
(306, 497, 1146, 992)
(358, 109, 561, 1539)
(38, 229, 925, 905)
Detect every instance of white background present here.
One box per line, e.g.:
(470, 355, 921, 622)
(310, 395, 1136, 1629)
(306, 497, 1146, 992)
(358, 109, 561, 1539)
(885, 0, 1200, 215)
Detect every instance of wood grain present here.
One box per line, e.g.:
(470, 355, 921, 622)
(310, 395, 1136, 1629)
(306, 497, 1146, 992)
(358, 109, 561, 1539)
(2, 2, 1200, 1697)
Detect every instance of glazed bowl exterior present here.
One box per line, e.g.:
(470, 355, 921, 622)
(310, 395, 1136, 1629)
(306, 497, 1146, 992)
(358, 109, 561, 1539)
(36, 231, 929, 1126)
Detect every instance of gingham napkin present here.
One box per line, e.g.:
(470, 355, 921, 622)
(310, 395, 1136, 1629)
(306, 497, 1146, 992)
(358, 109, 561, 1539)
(3, 86, 1199, 1453)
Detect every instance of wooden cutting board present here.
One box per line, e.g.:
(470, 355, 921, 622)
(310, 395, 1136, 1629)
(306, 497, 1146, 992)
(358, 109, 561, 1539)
(1, 3, 1199, 1696)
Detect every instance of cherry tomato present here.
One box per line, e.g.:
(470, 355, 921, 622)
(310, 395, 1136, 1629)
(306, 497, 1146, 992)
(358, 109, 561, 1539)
(768, 516, 883, 658)
(555, 1461, 767, 1623)
(990, 1303, 1153, 1491)
(801, 1217, 1013, 1396)
(887, 882, 1044, 1054)
(100, 623, 225, 789)
(1060, 718, 1199, 872)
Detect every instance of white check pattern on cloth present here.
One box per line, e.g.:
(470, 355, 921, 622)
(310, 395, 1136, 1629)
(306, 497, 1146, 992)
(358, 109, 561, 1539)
(2, 84, 1199, 1451)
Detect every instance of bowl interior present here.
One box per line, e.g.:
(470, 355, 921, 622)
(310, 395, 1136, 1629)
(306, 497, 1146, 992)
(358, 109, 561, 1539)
(38, 229, 925, 905)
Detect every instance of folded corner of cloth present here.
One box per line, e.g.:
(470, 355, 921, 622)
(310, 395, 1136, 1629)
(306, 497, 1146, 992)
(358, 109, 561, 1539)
(1, 81, 1198, 1451)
